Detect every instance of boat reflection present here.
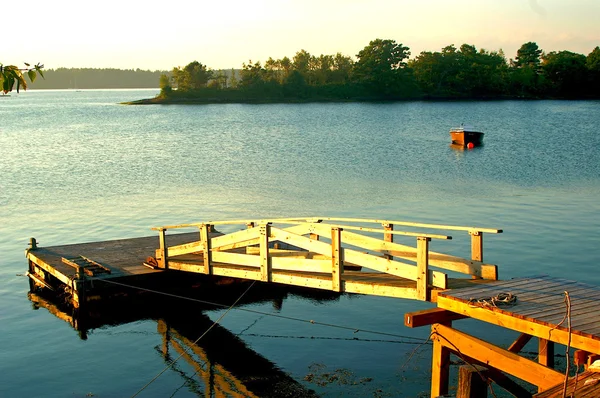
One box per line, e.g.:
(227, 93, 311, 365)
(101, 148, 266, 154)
(28, 282, 333, 397)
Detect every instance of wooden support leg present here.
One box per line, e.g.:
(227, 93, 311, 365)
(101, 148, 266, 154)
(431, 331, 450, 398)
(538, 338, 555, 368)
(457, 365, 488, 398)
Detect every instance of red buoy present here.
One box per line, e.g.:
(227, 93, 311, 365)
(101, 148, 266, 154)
(467, 142, 474, 149)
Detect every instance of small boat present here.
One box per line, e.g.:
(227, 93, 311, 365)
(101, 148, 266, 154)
(450, 124, 484, 147)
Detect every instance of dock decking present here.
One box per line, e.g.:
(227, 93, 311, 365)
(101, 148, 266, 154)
(406, 275, 600, 397)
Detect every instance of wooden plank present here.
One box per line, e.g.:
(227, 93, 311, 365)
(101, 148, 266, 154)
(432, 323, 564, 391)
(436, 295, 600, 353)
(271, 257, 332, 273)
(404, 308, 468, 328)
(417, 237, 430, 301)
(211, 251, 260, 268)
(210, 227, 260, 251)
(166, 240, 202, 257)
(283, 216, 502, 234)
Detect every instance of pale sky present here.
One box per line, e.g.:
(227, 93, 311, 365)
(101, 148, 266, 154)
(5, 0, 599, 71)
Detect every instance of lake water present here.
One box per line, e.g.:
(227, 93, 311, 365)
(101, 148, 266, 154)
(1, 90, 599, 397)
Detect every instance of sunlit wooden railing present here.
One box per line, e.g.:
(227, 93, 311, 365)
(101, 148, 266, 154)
(151, 217, 502, 301)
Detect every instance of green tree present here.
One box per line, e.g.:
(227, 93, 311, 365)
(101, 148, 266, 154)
(0, 62, 44, 93)
(514, 42, 542, 69)
(510, 42, 544, 97)
(352, 38, 413, 96)
(172, 61, 212, 91)
(586, 46, 600, 96)
(159, 73, 172, 96)
(542, 50, 588, 97)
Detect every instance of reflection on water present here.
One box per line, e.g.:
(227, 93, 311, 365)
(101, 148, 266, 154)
(28, 283, 339, 397)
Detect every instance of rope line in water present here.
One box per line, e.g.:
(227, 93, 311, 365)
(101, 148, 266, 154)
(95, 278, 426, 342)
(130, 280, 256, 398)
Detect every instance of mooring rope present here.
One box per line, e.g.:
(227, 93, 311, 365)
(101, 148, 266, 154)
(467, 292, 517, 308)
(130, 280, 257, 398)
(96, 278, 427, 342)
(562, 291, 572, 398)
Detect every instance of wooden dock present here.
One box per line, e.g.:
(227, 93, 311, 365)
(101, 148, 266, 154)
(26, 217, 502, 307)
(29, 216, 600, 396)
(406, 275, 600, 397)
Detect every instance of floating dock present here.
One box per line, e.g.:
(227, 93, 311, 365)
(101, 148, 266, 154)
(26, 216, 600, 397)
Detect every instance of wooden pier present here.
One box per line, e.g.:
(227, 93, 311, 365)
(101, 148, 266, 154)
(26, 216, 600, 396)
(26, 217, 502, 307)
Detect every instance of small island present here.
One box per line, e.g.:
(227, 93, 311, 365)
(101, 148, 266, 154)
(126, 39, 600, 105)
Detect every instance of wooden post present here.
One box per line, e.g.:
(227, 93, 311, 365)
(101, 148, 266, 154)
(539, 338, 555, 370)
(431, 333, 450, 397)
(470, 230, 483, 262)
(383, 223, 393, 260)
(201, 224, 212, 275)
(29, 237, 38, 250)
(331, 227, 343, 292)
(310, 219, 321, 241)
(259, 224, 271, 282)
(73, 265, 86, 309)
(158, 228, 168, 269)
(246, 222, 255, 254)
(457, 365, 489, 398)
(417, 237, 431, 301)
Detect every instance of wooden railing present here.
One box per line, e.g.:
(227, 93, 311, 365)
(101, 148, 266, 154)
(151, 217, 502, 301)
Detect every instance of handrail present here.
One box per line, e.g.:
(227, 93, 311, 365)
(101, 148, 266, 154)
(152, 216, 502, 235)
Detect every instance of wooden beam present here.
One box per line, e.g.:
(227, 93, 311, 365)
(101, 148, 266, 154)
(508, 333, 533, 353)
(431, 323, 564, 391)
(404, 308, 467, 328)
(331, 227, 343, 292)
(431, 336, 451, 397)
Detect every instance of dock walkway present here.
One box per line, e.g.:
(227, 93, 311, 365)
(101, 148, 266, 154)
(26, 217, 502, 307)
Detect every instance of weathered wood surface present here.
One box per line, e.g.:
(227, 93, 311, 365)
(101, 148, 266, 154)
(437, 275, 600, 354)
(533, 371, 600, 397)
(26, 232, 203, 284)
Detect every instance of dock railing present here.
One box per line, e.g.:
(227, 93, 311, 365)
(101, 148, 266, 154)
(151, 217, 502, 301)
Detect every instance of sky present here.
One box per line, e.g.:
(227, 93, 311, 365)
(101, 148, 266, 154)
(5, 0, 599, 71)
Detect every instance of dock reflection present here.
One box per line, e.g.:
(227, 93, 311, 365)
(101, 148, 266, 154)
(28, 282, 331, 397)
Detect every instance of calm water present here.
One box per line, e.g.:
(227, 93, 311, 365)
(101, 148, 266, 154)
(1, 90, 599, 397)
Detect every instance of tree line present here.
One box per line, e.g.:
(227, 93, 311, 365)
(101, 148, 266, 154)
(158, 39, 600, 102)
